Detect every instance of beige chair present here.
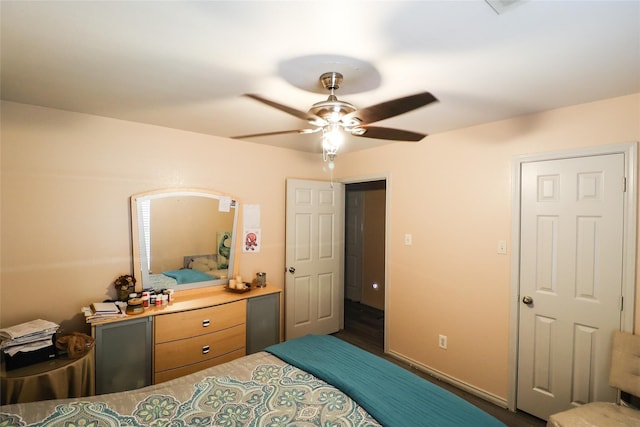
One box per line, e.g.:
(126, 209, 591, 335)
(547, 330, 640, 426)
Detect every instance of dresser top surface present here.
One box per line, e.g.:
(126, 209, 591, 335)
(90, 285, 280, 326)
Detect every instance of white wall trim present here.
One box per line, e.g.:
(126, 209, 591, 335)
(341, 172, 391, 353)
(388, 349, 509, 409)
(507, 142, 638, 411)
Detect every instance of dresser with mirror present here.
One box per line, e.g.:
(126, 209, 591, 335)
(92, 188, 281, 394)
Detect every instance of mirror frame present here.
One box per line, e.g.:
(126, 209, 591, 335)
(130, 188, 241, 292)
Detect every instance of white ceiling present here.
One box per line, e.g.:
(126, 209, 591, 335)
(1, 1, 639, 154)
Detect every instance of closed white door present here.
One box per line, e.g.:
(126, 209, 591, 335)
(285, 179, 344, 340)
(517, 153, 625, 420)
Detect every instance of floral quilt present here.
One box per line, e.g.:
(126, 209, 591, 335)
(0, 352, 381, 427)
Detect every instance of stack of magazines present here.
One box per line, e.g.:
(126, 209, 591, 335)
(0, 319, 60, 357)
(82, 302, 125, 323)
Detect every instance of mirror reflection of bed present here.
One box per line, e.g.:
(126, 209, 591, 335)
(148, 253, 230, 288)
(131, 189, 239, 291)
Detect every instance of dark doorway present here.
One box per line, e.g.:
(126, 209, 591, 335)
(341, 180, 386, 351)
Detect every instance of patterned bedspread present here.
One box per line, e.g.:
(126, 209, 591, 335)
(0, 351, 381, 426)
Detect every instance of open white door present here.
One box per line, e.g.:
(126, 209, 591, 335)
(285, 179, 344, 340)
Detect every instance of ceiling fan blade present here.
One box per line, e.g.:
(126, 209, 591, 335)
(244, 94, 322, 122)
(344, 92, 438, 125)
(353, 126, 427, 141)
(232, 128, 320, 139)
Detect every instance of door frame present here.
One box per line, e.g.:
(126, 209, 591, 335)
(507, 142, 637, 411)
(341, 172, 390, 353)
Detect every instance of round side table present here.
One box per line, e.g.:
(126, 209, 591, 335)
(1, 349, 94, 405)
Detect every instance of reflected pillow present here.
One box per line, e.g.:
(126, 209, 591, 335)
(189, 260, 210, 272)
(163, 269, 213, 285)
(189, 257, 217, 271)
(192, 256, 216, 266)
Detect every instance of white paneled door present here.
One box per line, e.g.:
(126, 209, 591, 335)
(517, 153, 625, 420)
(285, 179, 344, 340)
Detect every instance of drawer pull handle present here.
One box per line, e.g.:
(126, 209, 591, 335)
(202, 319, 210, 327)
(202, 345, 210, 354)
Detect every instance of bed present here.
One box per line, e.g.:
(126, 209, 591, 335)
(148, 254, 229, 288)
(0, 334, 505, 426)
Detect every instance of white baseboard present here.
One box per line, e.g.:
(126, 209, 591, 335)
(387, 349, 509, 410)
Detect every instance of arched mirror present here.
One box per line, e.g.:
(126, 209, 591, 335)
(131, 188, 240, 291)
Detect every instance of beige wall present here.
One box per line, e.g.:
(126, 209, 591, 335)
(1, 93, 638, 402)
(335, 93, 640, 400)
(0, 100, 324, 335)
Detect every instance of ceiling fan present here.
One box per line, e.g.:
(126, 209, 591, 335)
(233, 72, 438, 161)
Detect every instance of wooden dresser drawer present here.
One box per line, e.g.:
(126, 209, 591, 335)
(155, 300, 246, 343)
(154, 349, 245, 384)
(154, 324, 246, 372)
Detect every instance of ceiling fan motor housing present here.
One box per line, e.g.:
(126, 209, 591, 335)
(308, 99, 358, 125)
(309, 72, 361, 126)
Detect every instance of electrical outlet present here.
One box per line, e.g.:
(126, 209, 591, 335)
(404, 233, 412, 246)
(438, 334, 448, 349)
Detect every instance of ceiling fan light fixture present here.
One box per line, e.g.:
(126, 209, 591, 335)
(322, 123, 343, 163)
(350, 127, 366, 136)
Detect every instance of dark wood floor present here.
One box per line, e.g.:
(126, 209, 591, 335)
(332, 300, 546, 427)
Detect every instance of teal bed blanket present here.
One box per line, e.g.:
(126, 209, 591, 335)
(266, 334, 505, 427)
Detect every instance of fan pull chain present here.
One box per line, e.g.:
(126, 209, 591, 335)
(324, 159, 335, 187)
(329, 165, 335, 187)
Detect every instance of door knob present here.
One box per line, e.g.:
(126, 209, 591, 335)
(522, 296, 534, 305)
(288, 267, 296, 274)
